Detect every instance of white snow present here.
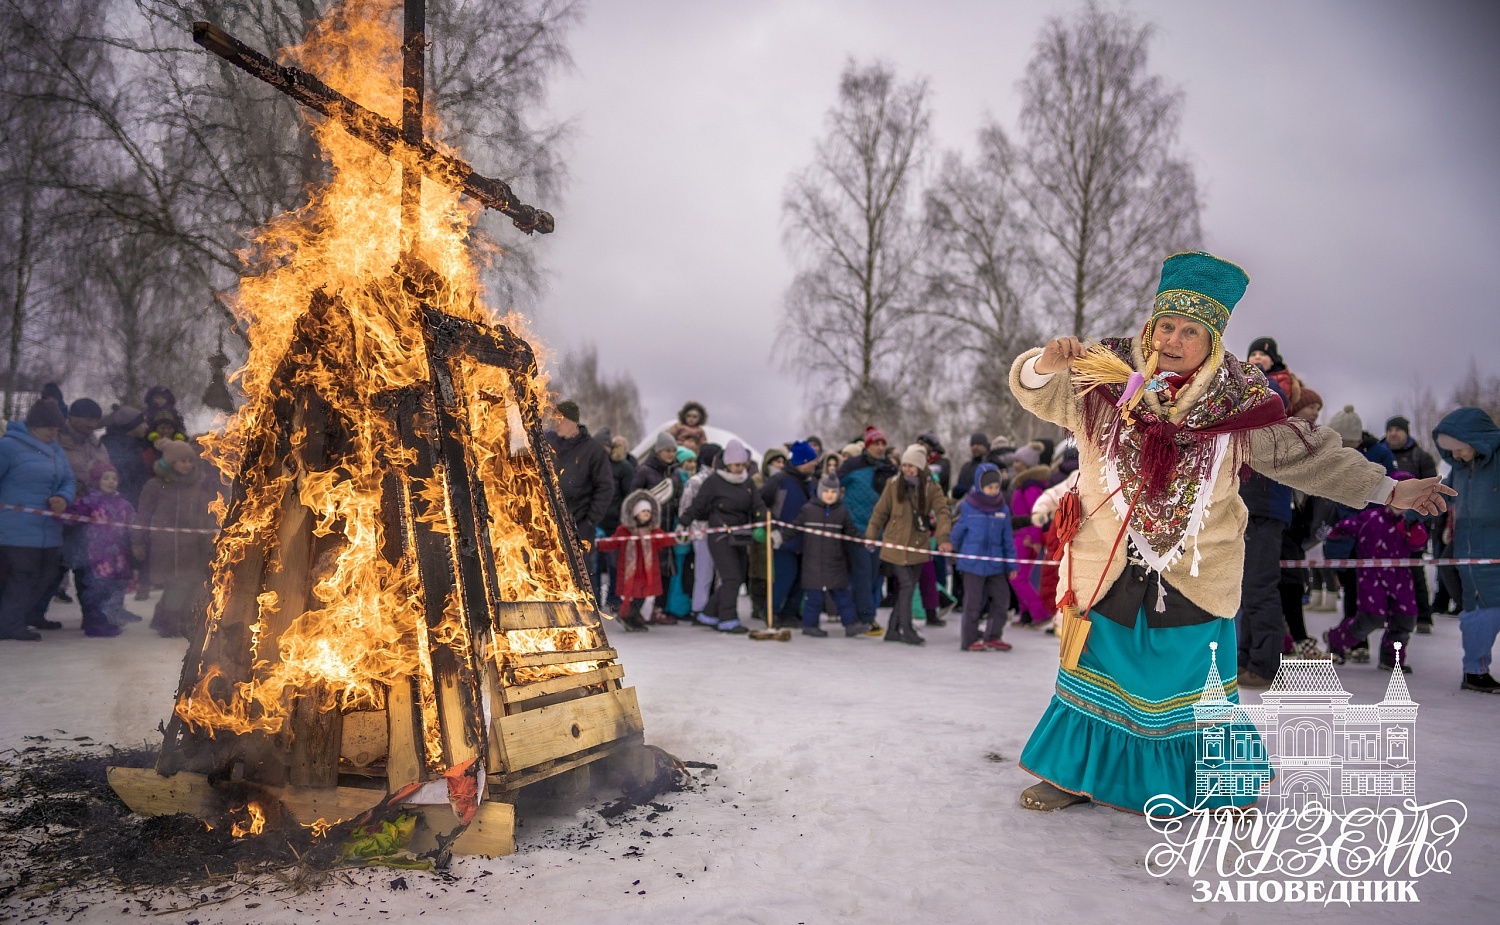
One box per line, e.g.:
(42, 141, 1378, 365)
(2, 594, 1495, 924)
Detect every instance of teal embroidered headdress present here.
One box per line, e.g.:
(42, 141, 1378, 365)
(1146, 251, 1250, 353)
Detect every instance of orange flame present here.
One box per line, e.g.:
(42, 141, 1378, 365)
(175, 0, 594, 747)
(230, 802, 267, 838)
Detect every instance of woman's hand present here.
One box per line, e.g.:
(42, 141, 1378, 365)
(1033, 336, 1088, 375)
(1389, 476, 1457, 517)
(47, 496, 66, 514)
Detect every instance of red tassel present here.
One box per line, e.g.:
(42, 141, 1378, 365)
(1053, 488, 1083, 549)
(1138, 420, 1181, 500)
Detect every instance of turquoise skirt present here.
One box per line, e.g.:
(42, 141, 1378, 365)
(1019, 610, 1268, 814)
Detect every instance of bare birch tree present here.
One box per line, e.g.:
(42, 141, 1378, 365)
(919, 126, 1040, 439)
(1016, 1, 1201, 340)
(779, 60, 931, 435)
(548, 344, 644, 446)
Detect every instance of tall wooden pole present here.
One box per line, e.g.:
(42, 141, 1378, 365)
(400, 0, 426, 256)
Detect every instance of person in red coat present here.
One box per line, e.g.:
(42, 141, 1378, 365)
(600, 490, 679, 631)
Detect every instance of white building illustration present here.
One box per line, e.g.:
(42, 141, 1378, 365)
(1194, 642, 1417, 813)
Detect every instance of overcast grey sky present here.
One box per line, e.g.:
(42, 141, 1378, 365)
(521, 0, 1500, 450)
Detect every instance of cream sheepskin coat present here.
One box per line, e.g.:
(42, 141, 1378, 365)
(1010, 341, 1388, 618)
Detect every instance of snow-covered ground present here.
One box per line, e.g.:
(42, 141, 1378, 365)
(2, 592, 1495, 925)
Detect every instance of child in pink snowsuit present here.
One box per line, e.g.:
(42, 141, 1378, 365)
(1324, 472, 1428, 671)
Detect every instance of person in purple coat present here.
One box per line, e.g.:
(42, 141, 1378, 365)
(1324, 472, 1428, 672)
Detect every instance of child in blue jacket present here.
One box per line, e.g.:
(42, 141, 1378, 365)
(949, 463, 1017, 651)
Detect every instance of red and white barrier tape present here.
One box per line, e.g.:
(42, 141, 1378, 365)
(12, 499, 1498, 568)
(0, 502, 219, 535)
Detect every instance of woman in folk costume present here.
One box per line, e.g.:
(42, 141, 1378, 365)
(1008, 252, 1454, 814)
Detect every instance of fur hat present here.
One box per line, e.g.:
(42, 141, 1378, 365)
(1013, 445, 1042, 469)
(155, 437, 198, 466)
(24, 400, 65, 429)
(989, 435, 1014, 452)
(1328, 405, 1363, 443)
(722, 439, 750, 466)
(653, 432, 677, 454)
(677, 401, 708, 425)
(862, 426, 887, 447)
(900, 444, 928, 469)
(1385, 416, 1411, 434)
(788, 440, 817, 467)
(817, 472, 841, 495)
(554, 399, 579, 423)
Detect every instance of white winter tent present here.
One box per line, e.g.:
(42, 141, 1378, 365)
(631, 422, 760, 465)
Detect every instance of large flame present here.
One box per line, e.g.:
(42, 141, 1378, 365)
(178, 0, 594, 744)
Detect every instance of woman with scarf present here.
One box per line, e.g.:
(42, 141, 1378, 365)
(1009, 252, 1453, 814)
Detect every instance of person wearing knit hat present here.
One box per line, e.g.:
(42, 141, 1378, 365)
(1288, 385, 1323, 423)
(0, 401, 77, 640)
(544, 401, 613, 589)
(681, 438, 766, 633)
(761, 439, 821, 623)
(58, 397, 111, 494)
(837, 429, 898, 632)
(1328, 405, 1364, 447)
(66, 461, 137, 636)
(951, 431, 995, 502)
(791, 470, 863, 636)
(866, 443, 953, 645)
(631, 432, 684, 529)
(135, 437, 223, 638)
(1009, 250, 1455, 814)
(53, 397, 112, 625)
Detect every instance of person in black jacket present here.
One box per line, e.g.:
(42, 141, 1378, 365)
(682, 439, 766, 634)
(593, 430, 637, 613)
(542, 400, 613, 560)
(1382, 415, 1440, 632)
(794, 473, 864, 636)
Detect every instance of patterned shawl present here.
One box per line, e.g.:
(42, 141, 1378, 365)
(1076, 337, 1301, 571)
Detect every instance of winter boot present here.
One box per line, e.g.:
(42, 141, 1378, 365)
(623, 601, 649, 632)
(844, 622, 872, 637)
(1461, 672, 1500, 693)
(1294, 637, 1330, 660)
(801, 626, 829, 638)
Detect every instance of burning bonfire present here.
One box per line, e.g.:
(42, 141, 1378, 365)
(109, 0, 643, 860)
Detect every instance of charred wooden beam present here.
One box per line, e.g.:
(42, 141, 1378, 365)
(192, 21, 554, 236)
(387, 387, 486, 771)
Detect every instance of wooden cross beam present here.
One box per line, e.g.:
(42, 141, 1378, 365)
(191, 14, 554, 237)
